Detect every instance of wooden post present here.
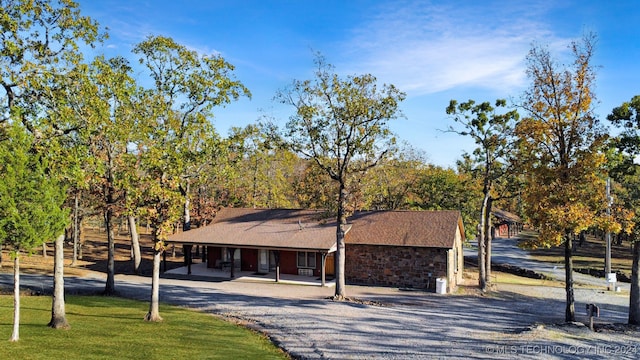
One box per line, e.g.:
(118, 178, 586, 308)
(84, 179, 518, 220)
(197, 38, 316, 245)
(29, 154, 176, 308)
(321, 252, 327, 287)
(228, 248, 236, 279)
(184, 245, 193, 275)
(586, 304, 599, 331)
(273, 250, 280, 283)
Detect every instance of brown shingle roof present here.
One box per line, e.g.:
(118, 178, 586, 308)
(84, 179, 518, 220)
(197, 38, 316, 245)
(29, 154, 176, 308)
(346, 210, 463, 248)
(167, 208, 463, 251)
(492, 209, 522, 223)
(166, 208, 341, 252)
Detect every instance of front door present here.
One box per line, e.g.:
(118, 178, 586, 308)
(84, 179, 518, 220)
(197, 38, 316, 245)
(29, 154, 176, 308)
(325, 253, 335, 276)
(258, 249, 269, 274)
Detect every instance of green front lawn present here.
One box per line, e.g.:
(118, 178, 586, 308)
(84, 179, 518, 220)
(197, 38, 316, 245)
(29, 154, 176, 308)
(0, 295, 287, 360)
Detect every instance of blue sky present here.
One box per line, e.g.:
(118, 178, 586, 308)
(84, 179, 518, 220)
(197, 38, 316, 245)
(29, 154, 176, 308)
(78, 0, 640, 168)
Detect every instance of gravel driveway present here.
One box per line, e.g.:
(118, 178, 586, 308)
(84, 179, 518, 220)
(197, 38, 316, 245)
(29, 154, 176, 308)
(3, 270, 639, 359)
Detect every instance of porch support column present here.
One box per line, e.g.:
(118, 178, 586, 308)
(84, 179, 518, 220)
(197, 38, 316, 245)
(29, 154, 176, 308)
(228, 247, 236, 279)
(184, 244, 193, 275)
(321, 252, 328, 287)
(273, 250, 280, 283)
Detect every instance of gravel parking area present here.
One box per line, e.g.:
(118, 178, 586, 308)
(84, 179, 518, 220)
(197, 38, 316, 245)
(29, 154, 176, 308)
(5, 271, 637, 359)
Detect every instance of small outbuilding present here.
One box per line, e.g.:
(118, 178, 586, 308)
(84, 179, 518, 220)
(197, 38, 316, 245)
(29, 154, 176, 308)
(491, 209, 523, 238)
(166, 207, 465, 292)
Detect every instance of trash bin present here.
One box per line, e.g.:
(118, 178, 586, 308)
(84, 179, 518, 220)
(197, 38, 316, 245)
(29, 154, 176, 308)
(436, 278, 447, 294)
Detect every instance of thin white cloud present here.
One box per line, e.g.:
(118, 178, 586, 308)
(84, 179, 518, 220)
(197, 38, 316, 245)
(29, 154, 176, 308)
(341, 0, 569, 96)
(99, 4, 225, 58)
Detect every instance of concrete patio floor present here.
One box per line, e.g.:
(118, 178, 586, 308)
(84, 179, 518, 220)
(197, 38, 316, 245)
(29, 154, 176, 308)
(163, 261, 336, 287)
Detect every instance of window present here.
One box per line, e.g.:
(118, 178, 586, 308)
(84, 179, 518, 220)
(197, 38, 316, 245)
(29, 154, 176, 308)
(297, 251, 317, 269)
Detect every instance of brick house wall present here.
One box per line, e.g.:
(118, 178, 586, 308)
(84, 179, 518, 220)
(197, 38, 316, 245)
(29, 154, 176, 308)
(345, 245, 449, 290)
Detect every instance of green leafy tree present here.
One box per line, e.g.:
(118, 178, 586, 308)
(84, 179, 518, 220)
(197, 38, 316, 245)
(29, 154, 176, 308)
(0, 0, 103, 330)
(185, 134, 235, 223)
(515, 34, 613, 322)
(607, 95, 640, 324)
(445, 99, 519, 291)
(133, 35, 249, 321)
(0, 0, 103, 130)
(34, 70, 88, 329)
(278, 54, 405, 299)
(0, 122, 68, 341)
(359, 144, 427, 211)
(65, 56, 139, 294)
(226, 123, 299, 208)
(411, 163, 481, 242)
(292, 159, 337, 211)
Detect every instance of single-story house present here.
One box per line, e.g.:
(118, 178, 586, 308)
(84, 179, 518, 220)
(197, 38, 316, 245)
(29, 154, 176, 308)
(166, 207, 465, 292)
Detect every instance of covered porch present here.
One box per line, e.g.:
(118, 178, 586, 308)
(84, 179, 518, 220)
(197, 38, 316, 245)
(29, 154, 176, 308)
(166, 208, 345, 287)
(163, 261, 336, 287)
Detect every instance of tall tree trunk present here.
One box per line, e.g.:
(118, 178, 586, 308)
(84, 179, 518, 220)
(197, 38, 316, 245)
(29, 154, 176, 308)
(104, 208, 116, 295)
(629, 241, 640, 325)
(48, 234, 69, 329)
(334, 182, 347, 300)
(10, 254, 20, 342)
(128, 215, 141, 274)
(477, 192, 490, 291)
(183, 187, 191, 232)
(564, 233, 575, 322)
(78, 219, 84, 260)
(181, 183, 192, 273)
(71, 191, 79, 266)
(145, 238, 163, 322)
(484, 197, 494, 288)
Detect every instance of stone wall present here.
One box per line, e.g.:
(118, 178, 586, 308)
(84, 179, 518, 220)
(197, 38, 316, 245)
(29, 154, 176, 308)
(345, 245, 449, 291)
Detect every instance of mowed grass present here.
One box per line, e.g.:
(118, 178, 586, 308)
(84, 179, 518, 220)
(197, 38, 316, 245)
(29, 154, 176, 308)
(0, 295, 287, 360)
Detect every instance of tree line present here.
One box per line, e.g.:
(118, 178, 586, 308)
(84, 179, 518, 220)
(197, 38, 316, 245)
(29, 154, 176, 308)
(2, 0, 640, 342)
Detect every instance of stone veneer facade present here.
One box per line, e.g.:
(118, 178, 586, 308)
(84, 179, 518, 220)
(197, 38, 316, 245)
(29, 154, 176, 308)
(345, 245, 450, 291)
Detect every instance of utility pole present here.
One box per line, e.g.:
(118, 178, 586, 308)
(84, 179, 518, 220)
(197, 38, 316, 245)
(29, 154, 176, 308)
(605, 178, 614, 291)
